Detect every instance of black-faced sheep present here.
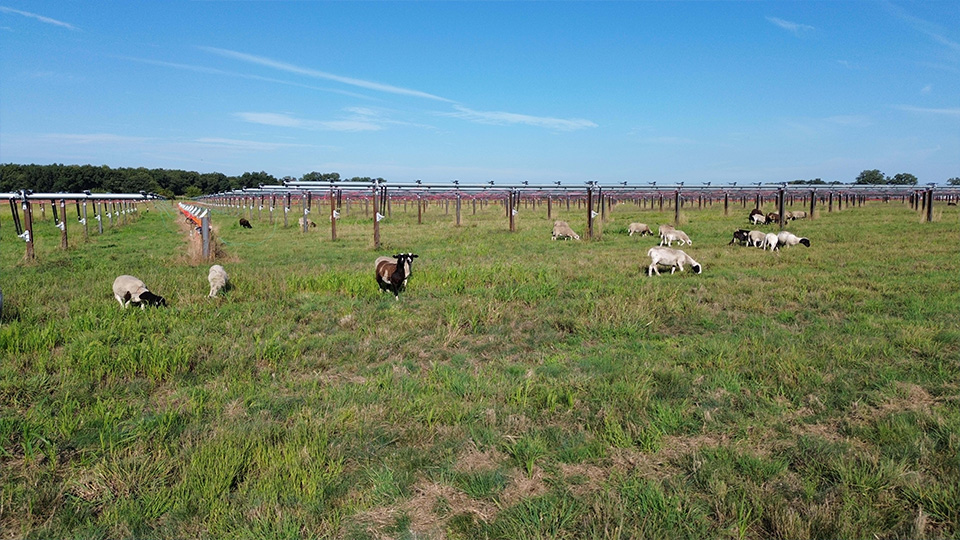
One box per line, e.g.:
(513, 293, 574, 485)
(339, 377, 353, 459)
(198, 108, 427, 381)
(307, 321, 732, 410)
(239, 218, 252, 229)
(789, 210, 807, 220)
(112, 275, 167, 308)
(766, 212, 780, 224)
(375, 253, 419, 300)
(208, 265, 229, 297)
(628, 223, 653, 236)
(298, 217, 317, 228)
(777, 231, 810, 248)
(728, 229, 751, 246)
(647, 247, 702, 276)
(552, 220, 580, 240)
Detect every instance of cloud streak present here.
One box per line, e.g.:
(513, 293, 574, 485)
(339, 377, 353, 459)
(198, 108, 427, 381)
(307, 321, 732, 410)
(884, 2, 960, 53)
(0, 6, 77, 30)
(895, 105, 960, 117)
(201, 47, 453, 102)
(766, 16, 814, 35)
(235, 112, 383, 132)
(445, 105, 597, 131)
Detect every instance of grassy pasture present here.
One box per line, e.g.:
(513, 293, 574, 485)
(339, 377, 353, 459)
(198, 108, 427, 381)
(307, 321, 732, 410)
(1, 198, 958, 539)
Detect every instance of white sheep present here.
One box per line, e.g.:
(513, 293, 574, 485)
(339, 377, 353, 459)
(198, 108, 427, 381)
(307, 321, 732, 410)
(777, 231, 810, 248)
(657, 224, 675, 241)
(647, 247, 702, 276)
(660, 228, 691, 247)
(750, 213, 767, 225)
(627, 222, 653, 236)
(789, 210, 807, 220)
(208, 265, 229, 297)
(747, 230, 767, 248)
(298, 217, 317, 228)
(112, 275, 167, 308)
(763, 232, 780, 251)
(552, 220, 580, 240)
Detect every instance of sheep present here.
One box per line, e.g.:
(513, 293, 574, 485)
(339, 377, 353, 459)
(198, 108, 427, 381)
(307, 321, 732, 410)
(660, 228, 691, 247)
(750, 213, 768, 225)
(789, 210, 807, 220)
(777, 231, 810, 248)
(627, 222, 653, 237)
(298, 217, 317, 228)
(728, 229, 751, 246)
(208, 265, 229, 297)
(552, 220, 580, 240)
(763, 232, 780, 251)
(239, 218, 252, 229)
(112, 275, 167, 309)
(375, 253, 419, 300)
(747, 230, 767, 248)
(657, 224, 675, 240)
(647, 247, 702, 276)
(766, 212, 780, 224)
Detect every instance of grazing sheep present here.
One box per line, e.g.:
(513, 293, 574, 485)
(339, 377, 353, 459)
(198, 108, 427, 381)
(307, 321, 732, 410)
(628, 222, 653, 236)
(763, 232, 780, 251)
(750, 213, 768, 225)
(777, 231, 810, 248)
(112, 275, 167, 309)
(747, 230, 767, 248)
(660, 228, 691, 247)
(789, 210, 807, 220)
(239, 218, 252, 229)
(208, 265, 229, 297)
(647, 247, 702, 276)
(728, 229, 751, 246)
(657, 224, 675, 240)
(375, 253, 419, 300)
(298, 217, 317, 228)
(552, 220, 580, 240)
(766, 212, 780, 224)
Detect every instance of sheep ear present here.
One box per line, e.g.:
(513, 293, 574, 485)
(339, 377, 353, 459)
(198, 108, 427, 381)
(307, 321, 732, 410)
(411, 254, 419, 258)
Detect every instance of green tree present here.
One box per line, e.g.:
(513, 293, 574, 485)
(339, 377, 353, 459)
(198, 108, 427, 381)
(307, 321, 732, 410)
(855, 169, 887, 184)
(889, 173, 918, 185)
(946, 177, 960, 186)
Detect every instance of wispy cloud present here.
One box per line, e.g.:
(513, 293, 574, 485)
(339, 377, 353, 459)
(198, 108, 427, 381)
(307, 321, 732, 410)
(894, 105, 960, 117)
(445, 105, 597, 131)
(884, 2, 960, 53)
(766, 16, 814, 35)
(193, 138, 312, 152)
(0, 6, 77, 30)
(920, 84, 932, 95)
(235, 112, 382, 132)
(201, 46, 453, 102)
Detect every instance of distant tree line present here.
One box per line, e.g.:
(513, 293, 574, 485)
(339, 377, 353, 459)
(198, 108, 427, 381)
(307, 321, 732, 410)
(790, 170, 928, 186)
(0, 164, 384, 198)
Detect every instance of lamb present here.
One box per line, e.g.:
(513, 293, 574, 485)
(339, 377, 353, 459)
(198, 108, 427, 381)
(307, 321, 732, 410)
(375, 253, 419, 300)
(763, 232, 780, 251)
(660, 228, 691, 247)
(627, 222, 653, 236)
(777, 231, 810, 248)
(647, 247, 702, 276)
(208, 265, 229, 297)
(298, 217, 317, 228)
(728, 229, 751, 246)
(112, 275, 167, 309)
(552, 220, 580, 240)
(239, 218, 252, 229)
(747, 230, 767, 248)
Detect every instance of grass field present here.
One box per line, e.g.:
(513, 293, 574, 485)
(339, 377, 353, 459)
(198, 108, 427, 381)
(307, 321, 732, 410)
(1, 197, 958, 539)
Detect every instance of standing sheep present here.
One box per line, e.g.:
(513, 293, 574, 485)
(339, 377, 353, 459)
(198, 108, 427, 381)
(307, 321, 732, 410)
(660, 228, 691, 247)
(763, 232, 780, 251)
(552, 220, 580, 240)
(112, 275, 167, 308)
(208, 265, 229, 297)
(777, 231, 810, 248)
(728, 229, 751, 246)
(375, 253, 419, 300)
(647, 247, 702, 276)
(298, 217, 317, 228)
(239, 218, 252, 229)
(789, 210, 807, 220)
(628, 223, 653, 236)
(747, 230, 767, 248)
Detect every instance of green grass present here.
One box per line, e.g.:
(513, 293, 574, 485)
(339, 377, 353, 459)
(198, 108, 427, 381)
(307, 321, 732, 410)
(1, 198, 958, 539)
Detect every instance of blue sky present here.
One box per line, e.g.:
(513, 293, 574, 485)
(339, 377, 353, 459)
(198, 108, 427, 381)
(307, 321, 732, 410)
(1, 1, 957, 185)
